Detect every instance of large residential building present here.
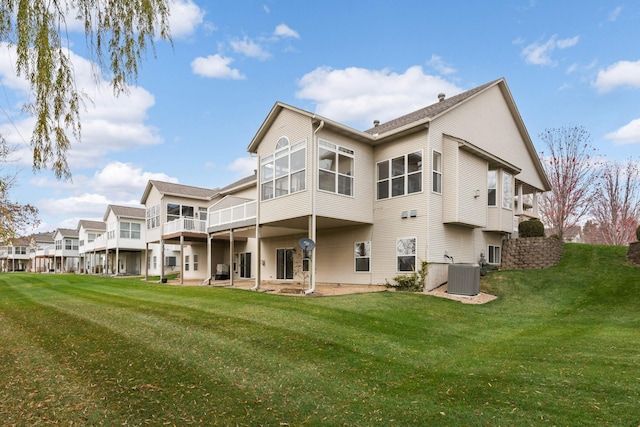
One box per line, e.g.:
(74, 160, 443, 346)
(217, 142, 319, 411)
(236, 77, 550, 291)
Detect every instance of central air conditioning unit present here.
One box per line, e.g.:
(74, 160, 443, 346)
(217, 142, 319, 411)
(447, 264, 480, 296)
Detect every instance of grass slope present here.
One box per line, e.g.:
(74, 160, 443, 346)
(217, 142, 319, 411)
(0, 243, 638, 425)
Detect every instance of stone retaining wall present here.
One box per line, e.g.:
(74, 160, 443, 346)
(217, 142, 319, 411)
(501, 237, 563, 270)
(628, 242, 640, 265)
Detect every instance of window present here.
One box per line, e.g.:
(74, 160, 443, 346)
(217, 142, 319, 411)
(377, 151, 422, 199)
(396, 237, 417, 272)
(261, 138, 306, 201)
(432, 151, 442, 194)
(167, 203, 194, 222)
(488, 245, 501, 264)
(488, 170, 497, 206)
(146, 204, 160, 229)
(120, 222, 141, 239)
(502, 171, 513, 209)
(193, 254, 199, 271)
(354, 241, 371, 272)
(185, 255, 190, 271)
(88, 233, 96, 243)
(318, 140, 354, 196)
(153, 256, 157, 269)
(65, 239, 72, 250)
(198, 207, 207, 222)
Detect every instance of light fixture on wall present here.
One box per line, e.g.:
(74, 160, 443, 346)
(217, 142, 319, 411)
(474, 189, 481, 198)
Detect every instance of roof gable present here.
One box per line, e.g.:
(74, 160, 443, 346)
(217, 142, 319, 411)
(140, 180, 218, 204)
(104, 204, 145, 221)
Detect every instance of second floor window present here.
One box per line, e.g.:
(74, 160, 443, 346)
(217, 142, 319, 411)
(377, 151, 422, 200)
(167, 204, 194, 222)
(503, 172, 513, 210)
(146, 204, 160, 229)
(120, 222, 141, 239)
(318, 140, 354, 196)
(488, 170, 497, 206)
(261, 137, 306, 201)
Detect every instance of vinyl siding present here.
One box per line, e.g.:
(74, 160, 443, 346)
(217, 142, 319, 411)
(371, 131, 429, 285)
(144, 188, 163, 243)
(315, 129, 374, 223)
(442, 142, 488, 227)
(257, 108, 313, 223)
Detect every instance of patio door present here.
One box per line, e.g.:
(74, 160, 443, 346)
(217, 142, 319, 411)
(239, 252, 251, 278)
(276, 248, 294, 280)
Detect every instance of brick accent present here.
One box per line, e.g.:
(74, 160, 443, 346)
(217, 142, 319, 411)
(501, 237, 563, 270)
(628, 242, 640, 265)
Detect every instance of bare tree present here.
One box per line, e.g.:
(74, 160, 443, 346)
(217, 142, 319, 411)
(0, 141, 39, 242)
(0, 0, 172, 180)
(590, 159, 640, 246)
(538, 126, 598, 240)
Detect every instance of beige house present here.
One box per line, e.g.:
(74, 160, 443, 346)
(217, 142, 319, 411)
(78, 220, 106, 273)
(232, 77, 551, 291)
(52, 228, 79, 273)
(141, 181, 217, 283)
(140, 175, 258, 284)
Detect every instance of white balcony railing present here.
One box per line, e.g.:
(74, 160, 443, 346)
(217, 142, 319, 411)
(164, 217, 207, 235)
(208, 200, 257, 228)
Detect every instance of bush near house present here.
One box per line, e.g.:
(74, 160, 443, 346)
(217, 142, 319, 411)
(518, 218, 545, 237)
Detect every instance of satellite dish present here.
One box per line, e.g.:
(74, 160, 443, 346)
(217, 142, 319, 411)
(298, 237, 316, 251)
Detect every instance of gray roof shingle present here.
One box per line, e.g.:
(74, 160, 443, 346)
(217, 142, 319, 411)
(364, 79, 501, 136)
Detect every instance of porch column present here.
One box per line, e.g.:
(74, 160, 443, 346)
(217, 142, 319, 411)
(229, 229, 235, 287)
(179, 236, 184, 285)
(253, 226, 261, 290)
(517, 184, 524, 215)
(533, 190, 539, 217)
(144, 243, 149, 281)
(160, 239, 165, 282)
(61, 254, 64, 273)
(116, 247, 120, 276)
(206, 235, 211, 284)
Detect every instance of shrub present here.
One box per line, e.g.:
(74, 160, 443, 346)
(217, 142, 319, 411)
(385, 260, 428, 292)
(636, 225, 640, 242)
(519, 219, 545, 238)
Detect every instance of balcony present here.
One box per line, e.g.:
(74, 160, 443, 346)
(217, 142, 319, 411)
(165, 217, 207, 235)
(208, 200, 256, 231)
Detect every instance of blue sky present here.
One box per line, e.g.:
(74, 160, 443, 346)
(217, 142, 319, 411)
(1, 0, 639, 233)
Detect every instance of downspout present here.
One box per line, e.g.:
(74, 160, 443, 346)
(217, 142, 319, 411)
(251, 156, 261, 290)
(304, 119, 324, 295)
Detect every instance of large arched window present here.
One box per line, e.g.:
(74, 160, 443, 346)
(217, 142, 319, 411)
(261, 137, 306, 201)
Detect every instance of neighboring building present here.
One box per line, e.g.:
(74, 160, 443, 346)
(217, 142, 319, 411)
(77, 219, 106, 273)
(234, 77, 551, 291)
(29, 232, 55, 272)
(52, 228, 80, 272)
(0, 237, 30, 272)
(102, 205, 147, 275)
(140, 181, 217, 282)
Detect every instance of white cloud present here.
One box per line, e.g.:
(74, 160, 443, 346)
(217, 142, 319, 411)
(191, 54, 245, 79)
(605, 118, 640, 145)
(227, 156, 257, 176)
(274, 24, 300, 39)
(521, 35, 579, 66)
(594, 60, 640, 93)
(167, 0, 205, 39)
(426, 54, 456, 75)
(33, 162, 179, 229)
(608, 6, 623, 22)
(296, 65, 463, 128)
(230, 37, 270, 60)
(0, 43, 162, 170)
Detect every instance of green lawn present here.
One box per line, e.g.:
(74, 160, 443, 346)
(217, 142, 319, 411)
(0, 243, 638, 425)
